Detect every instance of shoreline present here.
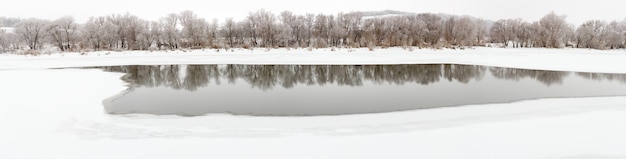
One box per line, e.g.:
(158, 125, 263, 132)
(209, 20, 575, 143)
(2, 47, 626, 73)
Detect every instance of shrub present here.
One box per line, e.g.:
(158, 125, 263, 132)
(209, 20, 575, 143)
(23, 50, 40, 56)
(242, 43, 251, 49)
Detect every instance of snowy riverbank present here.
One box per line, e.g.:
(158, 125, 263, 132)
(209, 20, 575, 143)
(1, 47, 626, 159)
(2, 47, 626, 73)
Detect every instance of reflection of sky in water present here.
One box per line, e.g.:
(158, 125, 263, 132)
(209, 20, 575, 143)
(101, 64, 626, 116)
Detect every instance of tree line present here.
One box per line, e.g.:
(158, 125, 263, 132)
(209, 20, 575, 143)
(1, 10, 626, 53)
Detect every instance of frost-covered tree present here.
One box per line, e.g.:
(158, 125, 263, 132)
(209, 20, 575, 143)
(384, 16, 408, 47)
(206, 19, 219, 48)
(124, 15, 145, 50)
(159, 13, 180, 49)
(147, 21, 163, 49)
(81, 17, 111, 50)
(490, 19, 514, 47)
(7, 10, 626, 51)
(275, 20, 291, 48)
(179, 10, 208, 48)
(622, 19, 626, 48)
(0, 17, 21, 27)
(255, 10, 278, 47)
(15, 18, 49, 50)
(303, 13, 315, 47)
(604, 21, 625, 49)
(489, 18, 532, 48)
(106, 14, 127, 49)
(538, 12, 569, 48)
(243, 12, 260, 47)
(221, 18, 238, 48)
(279, 11, 312, 48)
(576, 20, 607, 49)
(443, 17, 458, 45)
(0, 29, 9, 52)
(417, 13, 443, 46)
(135, 20, 156, 50)
(347, 12, 363, 47)
(405, 15, 428, 47)
(44, 16, 78, 51)
(313, 14, 330, 47)
(361, 18, 379, 47)
(473, 18, 489, 46)
(335, 12, 362, 47)
(515, 21, 534, 48)
(445, 16, 478, 46)
(0, 25, 21, 51)
(279, 11, 297, 47)
(326, 14, 345, 47)
(101, 14, 146, 50)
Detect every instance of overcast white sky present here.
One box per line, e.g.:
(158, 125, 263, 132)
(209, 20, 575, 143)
(1, 0, 625, 25)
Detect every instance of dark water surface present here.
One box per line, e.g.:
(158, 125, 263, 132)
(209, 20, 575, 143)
(100, 64, 626, 116)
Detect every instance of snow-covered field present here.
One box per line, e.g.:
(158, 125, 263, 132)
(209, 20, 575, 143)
(2, 47, 626, 73)
(1, 47, 626, 159)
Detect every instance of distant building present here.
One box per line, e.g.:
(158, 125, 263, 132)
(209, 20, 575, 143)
(0, 27, 15, 33)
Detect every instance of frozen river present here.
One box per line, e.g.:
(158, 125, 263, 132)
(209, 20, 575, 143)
(101, 64, 626, 116)
(2, 48, 626, 159)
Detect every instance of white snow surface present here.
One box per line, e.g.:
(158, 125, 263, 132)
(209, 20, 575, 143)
(1, 47, 626, 159)
(2, 47, 626, 73)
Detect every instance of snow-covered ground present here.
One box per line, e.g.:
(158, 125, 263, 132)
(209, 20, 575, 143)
(2, 47, 626, 73)
(1, 47, 626, 159)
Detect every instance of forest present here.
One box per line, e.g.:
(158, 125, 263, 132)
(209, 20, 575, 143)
(1, 10, 626, 53)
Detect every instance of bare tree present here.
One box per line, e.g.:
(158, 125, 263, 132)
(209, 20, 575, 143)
(135, 20, 156, 50)
(508, 19, 523, 48)
(303, 13, 315, 47)
(124, 15, 144, 50)
(361, 19, 376, 48)
(44, 16, 77, 51)
(0, 29, 9, 52)
(15, 18, 48, 50)
(106, 14, 127, 49)
(243, 12, 260, 47)
(474, 18, 489, 46)
(347, 12, 363, 47)
(417, 13, 443, 46)
(443, 16, 458, 45)
(179, 10, 209, 48)
(159, 13, 180, 49)
(490, 19, 513, 47)
(222, 18, 237, 47)
(279, 11, 297, 47)
(453, 16, 478, 46)
(538, 12, 569, 48)
(576, 20, 608, 49)
(313, 14, 329, 48)
(328, 13, 346, 47)
(45, 21, 65, 51)
(81, 16, 111, 51)
(7, 10, 626, 52)
(405, 15, 428, 47)
(206, 19, 219, 48)
(515, 21, 534, 48)
(622, 19, 626, 48)
(148, 21, 163, 49)
(605, 21, 625, 49)
(254, 10, 277, 48)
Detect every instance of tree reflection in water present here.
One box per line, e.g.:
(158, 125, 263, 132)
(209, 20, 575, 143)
(100, 64, 626, 91)
(489, 67, 570, 86)
(577, 72, 626, 83)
